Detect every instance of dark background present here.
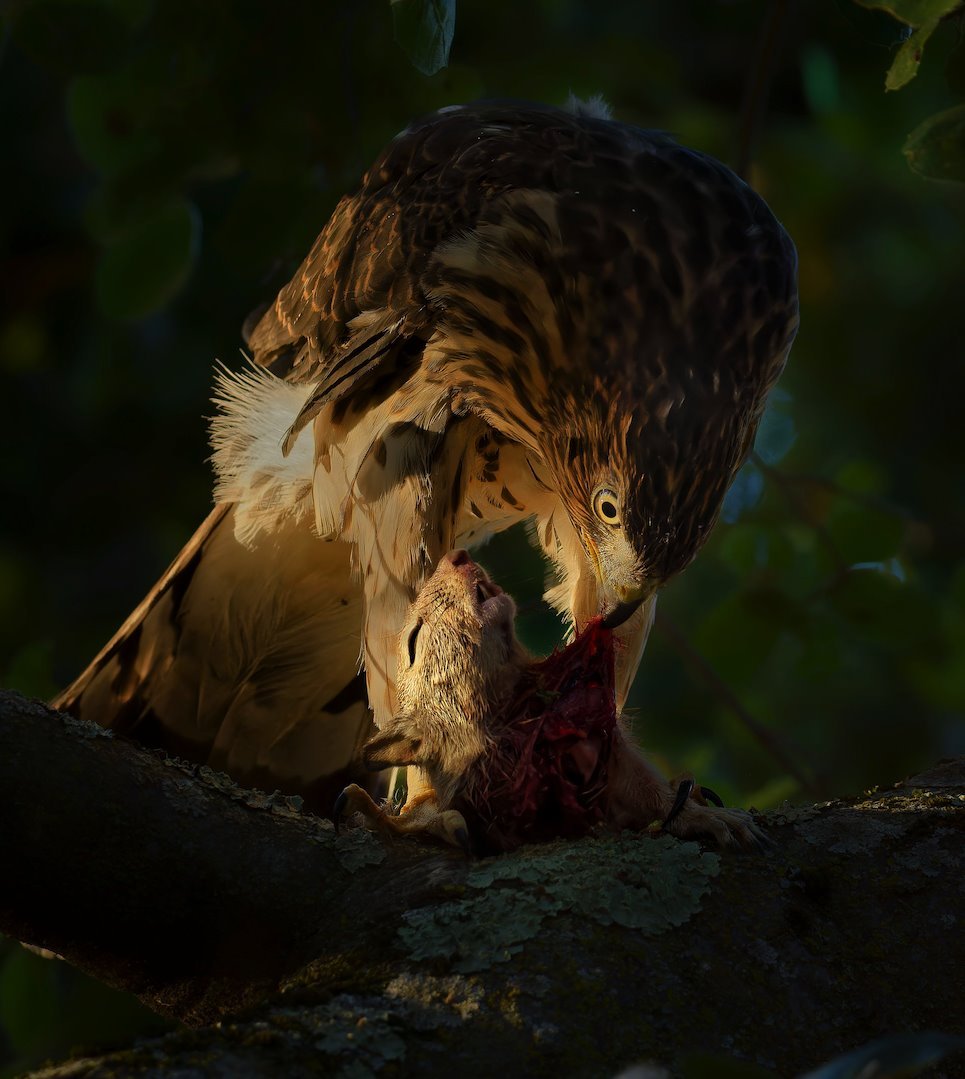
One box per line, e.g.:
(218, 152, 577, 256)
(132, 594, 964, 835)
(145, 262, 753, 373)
(2, 0, 963, 1072)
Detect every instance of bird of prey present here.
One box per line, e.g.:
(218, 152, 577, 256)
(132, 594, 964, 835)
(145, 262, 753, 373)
(55, 99, 798, 810)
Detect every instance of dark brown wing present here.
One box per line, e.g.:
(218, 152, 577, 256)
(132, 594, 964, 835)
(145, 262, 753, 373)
(245, 103, 679, 414)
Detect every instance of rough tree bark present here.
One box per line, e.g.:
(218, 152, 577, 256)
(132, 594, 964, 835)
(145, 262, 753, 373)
(1, 689, 963, 1078)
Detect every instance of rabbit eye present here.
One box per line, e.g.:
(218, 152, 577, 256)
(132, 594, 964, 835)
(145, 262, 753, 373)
(406, 619, 423, 665)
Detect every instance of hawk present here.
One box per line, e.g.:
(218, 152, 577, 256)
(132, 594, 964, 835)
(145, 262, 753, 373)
(55, 99, 798, 810)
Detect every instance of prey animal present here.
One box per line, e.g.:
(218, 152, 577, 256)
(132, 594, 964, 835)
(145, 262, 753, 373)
(337, 550, 762, 853)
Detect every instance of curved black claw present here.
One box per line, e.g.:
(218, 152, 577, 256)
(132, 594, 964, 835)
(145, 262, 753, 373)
(699, 785, 725, 808)
(454, 827, 472, 857)
(663, 778, 695, 831)
(332, 789, 348, 835)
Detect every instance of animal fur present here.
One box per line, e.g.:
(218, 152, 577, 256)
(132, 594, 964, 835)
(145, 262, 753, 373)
(364, 552, 761, 851)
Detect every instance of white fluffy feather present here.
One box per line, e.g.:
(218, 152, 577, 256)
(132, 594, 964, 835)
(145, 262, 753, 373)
(209, 361, 317, 546)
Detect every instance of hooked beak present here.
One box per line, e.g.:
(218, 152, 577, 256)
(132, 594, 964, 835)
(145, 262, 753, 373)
(600, 582, 650, 630)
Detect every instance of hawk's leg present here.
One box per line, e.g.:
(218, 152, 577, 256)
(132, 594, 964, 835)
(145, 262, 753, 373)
(333, 783, 471, 853)
(388, 764, 436, 806)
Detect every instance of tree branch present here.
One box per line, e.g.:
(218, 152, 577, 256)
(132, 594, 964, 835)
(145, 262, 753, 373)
(0, 691, 464, 1026)
(3, 690, 963, 1077)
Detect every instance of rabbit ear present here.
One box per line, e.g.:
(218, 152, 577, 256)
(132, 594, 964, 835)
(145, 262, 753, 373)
(362, 714, 425, 770)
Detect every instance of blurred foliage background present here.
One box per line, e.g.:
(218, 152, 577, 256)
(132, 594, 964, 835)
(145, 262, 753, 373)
(1, 0, 964, 1072)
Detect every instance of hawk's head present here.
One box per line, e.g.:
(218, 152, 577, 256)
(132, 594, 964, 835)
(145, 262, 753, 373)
(535, 145, 799, 625)
(542, 362, 785, 625)
(429, 114, 798, 626)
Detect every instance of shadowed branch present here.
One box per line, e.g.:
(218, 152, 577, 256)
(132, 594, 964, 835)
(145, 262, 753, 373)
(2, 689, 963, 1077)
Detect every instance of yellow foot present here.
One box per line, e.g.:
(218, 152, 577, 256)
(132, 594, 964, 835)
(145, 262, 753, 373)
(333, 784, 472, 853)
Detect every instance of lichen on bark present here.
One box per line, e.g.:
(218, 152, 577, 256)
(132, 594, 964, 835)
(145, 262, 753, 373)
(398, 833, 720, 972)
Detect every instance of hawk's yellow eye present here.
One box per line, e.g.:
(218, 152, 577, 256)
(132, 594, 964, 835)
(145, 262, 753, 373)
(592, 487, 621, 526)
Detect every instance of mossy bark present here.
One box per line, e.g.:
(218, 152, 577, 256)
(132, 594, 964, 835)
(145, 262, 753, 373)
(1, 691, 962, 1078)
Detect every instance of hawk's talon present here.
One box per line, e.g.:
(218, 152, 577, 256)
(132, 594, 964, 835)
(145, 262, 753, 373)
(331, 783, 471, 853)
(651, 776, 769, 851)
(699, 785, 724, 808)
(663, 777, 695, 830)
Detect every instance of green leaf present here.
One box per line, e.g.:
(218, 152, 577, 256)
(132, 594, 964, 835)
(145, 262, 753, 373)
(801, 44, 841, 114)
(854, 0, 962, 27)
(95, 199, 201, 319)
(903, 104, 965, 181)
(391, 0, 456, 76)
(717, 523, 770, 574)
(885, 19, 939, 89)
(716, 523, 806, 584)
(695, 585, 806, 684)
(854, 0, 962, 90)
(835, 459, 887, 495)
(825, 500, 904, 565)
(67, 68, 160, 175)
